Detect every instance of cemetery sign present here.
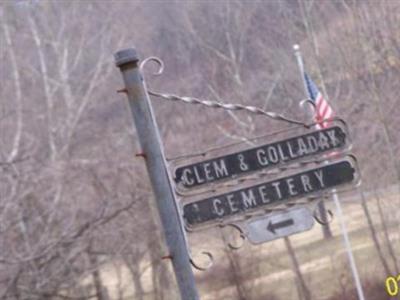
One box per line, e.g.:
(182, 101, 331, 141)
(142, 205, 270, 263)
(175, 125, 348, 190)
(183, 158, 357, 228)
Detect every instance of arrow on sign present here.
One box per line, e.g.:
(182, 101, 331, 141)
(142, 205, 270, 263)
(246, 207, 315, 244)
(267, 218, 294, 234)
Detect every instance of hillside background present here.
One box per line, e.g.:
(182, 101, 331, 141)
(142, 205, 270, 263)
(1, 1, 399, 299)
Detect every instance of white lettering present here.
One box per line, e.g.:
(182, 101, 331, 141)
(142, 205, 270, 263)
(272, 182, 282, 199)
(258, 185, 270, 204)
(227, 194, 238, 213)
(306, 136, 318, 152)
(193, 166, 205, 184)
(286, 141, 298, 158)
(327, 129, 340, 147)
(241, 189, 257, 209)
(318, 132, 330, 150)
(213, 199, 224, 216)
(203, 163, 214, 181)
(238, 154, 249, 171)
(286, 178, 298, 196)
(297, 138, 309, 156)
(214, 159, 229, 178)
(256, 149, 269, 166)
(314, 170, 325, 188)
(301, 175, 312, 192)
(182, 169, 194, 186)
(267, 146, 279, 163)
(277, 144, 289, 161)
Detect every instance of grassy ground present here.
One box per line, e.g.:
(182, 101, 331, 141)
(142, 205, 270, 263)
(93, 191, 400, 299)
(198, 194, 400, 299)
(199, 225, 399, 299)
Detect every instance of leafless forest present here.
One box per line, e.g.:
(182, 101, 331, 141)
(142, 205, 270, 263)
(1, 0, 399, 299)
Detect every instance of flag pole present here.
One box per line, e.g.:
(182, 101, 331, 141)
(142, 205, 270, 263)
(292, 44, 365, 300)
(293, 44, 308, 98)
(294, 45, 332, 240)
(332, 190, 365, 300)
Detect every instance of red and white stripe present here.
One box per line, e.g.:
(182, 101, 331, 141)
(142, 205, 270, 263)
(315, 92, 334, 128)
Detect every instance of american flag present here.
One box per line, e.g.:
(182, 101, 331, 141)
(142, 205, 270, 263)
(304, 73, 334, 128)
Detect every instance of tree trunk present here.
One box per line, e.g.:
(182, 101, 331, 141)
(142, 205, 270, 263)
(88, 246, 108, 300)
(284, 237, 311, 300)
(375, 189, 399, 274)
(359, 189, 392, 276)
(125, 256, 145, 300)
(220, 229, 248, 300)
(149, 240, 172, 300)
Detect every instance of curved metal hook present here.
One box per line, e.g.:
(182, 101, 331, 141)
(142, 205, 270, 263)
(313, 207, 334, 226)
(222, 223, 247, 250)
(299, 98, 317, 119)
(190, 251, 214, 271)
(139, 56, 164, 76)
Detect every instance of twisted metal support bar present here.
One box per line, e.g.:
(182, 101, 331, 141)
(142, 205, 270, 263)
(139, 56, 310, 127)
(149, 90, 308, 127)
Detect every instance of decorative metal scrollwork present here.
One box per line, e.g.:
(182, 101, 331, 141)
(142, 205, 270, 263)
(139, 56, 164, 76)
(313, 200, 334, 226)
(299, 98, 317, 117)
(190, 251, 214, 271)
(220, 223, 247, 250)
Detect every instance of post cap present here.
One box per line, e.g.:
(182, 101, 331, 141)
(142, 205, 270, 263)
(114, 48, 139, 67)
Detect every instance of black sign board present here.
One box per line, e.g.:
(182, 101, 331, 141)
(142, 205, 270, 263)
(183, 159, 356, 228)
(174, 126, 347, 190)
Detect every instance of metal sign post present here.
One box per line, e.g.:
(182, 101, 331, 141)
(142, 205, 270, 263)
(114, 48, 199, 300)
